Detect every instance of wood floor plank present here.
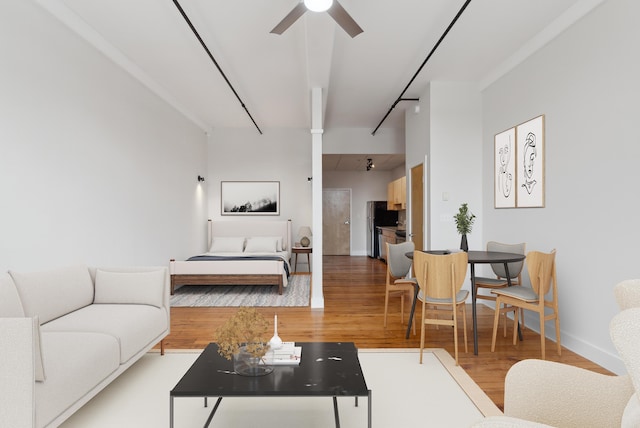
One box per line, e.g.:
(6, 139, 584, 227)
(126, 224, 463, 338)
(160, 255, 610, 411)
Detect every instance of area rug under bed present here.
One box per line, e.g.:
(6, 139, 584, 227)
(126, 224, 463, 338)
(169, 274, 310, 307)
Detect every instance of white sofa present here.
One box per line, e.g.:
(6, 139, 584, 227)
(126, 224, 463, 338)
(0, 265, 170, 428)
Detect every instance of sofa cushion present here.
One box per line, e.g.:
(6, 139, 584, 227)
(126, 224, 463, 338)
(0, 272, 25, 317)
(9, 265, 94, 324)
(33, 316, 45, 382)
(42, 304, 168, 363)
(94, 269, 165, 308)
(35, 331, 120, 428)
(622, 394, 640, 428)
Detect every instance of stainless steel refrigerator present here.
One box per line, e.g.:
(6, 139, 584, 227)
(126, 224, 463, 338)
(366, 201, 399, 258)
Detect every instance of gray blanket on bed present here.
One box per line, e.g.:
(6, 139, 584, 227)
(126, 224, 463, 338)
(185, 255, 291, 277)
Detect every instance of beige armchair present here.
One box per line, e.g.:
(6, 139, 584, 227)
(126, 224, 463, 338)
(472, 279, 640, 428)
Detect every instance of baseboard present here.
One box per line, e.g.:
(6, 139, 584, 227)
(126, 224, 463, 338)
(478, 301, 625, 375)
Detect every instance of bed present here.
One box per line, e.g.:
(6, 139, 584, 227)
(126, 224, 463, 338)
(169, 219, 292, 295)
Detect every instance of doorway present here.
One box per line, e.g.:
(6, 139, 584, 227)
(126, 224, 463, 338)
(410, 164, 424, 251)
(322, 189, 351, 255)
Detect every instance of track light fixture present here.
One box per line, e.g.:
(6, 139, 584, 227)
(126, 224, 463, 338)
(366, 158, 374, 171)
(197, 175, 205, 182)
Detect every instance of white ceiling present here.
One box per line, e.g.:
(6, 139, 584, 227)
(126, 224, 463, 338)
(37, 0, 598, 169)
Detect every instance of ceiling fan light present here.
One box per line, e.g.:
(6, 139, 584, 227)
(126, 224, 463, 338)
(304, 0, 333, 13)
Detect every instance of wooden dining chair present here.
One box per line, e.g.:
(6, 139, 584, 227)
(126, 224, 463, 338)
(491, 249, 561, 360)
(474, 241, 526, 336)
(413, 250, 468, 365)
(383, 242, 417, 334)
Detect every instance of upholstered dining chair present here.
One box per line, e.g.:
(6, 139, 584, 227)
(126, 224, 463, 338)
(475, 241, 526, 335)
(413, 250, 468, 365)
(491, 249, 561, 360)
(383, 241, 417, 334)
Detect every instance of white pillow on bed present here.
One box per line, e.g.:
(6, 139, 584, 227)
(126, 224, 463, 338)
(244, 236, 278, 253)
(262, 236, 284, 251)
(209, 237, 245, 253)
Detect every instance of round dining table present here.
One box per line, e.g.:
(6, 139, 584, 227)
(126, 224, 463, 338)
(405, 250, 526, 355)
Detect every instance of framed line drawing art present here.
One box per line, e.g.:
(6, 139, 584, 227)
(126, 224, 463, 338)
(494, 127, 516, 208)
(516, 115, 545, 208)
(221, 181, 280, 215)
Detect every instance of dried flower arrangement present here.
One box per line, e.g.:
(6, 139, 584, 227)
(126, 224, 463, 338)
(215, 307, 270, 360)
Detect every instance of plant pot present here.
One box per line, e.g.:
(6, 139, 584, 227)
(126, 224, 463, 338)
(233, 345, 273, 376)
(460, 234, 468, 252)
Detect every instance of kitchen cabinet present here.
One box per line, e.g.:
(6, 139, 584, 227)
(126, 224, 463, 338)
(379, 227, 397, 261)
(387, 176, 406, 211)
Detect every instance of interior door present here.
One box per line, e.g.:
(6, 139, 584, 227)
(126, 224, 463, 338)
(322, 189, 351, 255)
(410, 164, 424, 251)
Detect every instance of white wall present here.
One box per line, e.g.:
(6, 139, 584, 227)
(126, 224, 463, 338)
(482, 0, 640, 373)
(322, 128, 405, 256)
(0, 1, 208, 271)
(429, 82, 483, 252)
(323, 171, 394, 255)
(405, 82, 483, 256)
(207, 128, 313, 241)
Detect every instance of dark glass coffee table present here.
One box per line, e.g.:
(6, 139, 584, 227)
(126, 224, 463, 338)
(170, 342, 371, 427)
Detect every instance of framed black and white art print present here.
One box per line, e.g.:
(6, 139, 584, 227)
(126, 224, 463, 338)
(494, 127, 516, 208)
(516, 115, 545, 208)
(221, 181, 280, 216)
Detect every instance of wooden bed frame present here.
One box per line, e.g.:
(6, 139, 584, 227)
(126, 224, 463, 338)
(169, 219, 292, 295)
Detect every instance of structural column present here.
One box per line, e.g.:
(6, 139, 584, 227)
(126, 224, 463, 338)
(310, 87, 324, 309)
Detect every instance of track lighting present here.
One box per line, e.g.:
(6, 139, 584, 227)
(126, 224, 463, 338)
(366, 158, 374, 171)
(197, 175, 205, 182)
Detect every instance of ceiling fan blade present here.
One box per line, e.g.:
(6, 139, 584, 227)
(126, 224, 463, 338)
(270, 2, 307, 35)
(327, 1, 363, 38)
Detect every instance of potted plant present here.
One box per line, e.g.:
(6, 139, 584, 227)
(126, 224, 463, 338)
(453, 203, 475, 252)
(215, 307, 273, 376)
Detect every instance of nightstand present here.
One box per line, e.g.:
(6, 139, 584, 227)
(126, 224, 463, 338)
(291, 246, 312, 272)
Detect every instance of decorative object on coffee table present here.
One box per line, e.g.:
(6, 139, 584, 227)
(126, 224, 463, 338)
(215, 307, 272, 376)
(454, 203, 475, 252)
(298, 226, 312, 247)
(269, 314, 283, 349)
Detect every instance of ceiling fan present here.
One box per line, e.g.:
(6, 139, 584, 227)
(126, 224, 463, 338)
(270, 0, 363, 38)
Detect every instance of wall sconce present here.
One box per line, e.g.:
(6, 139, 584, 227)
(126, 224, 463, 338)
(197, 175, 205, 182)
(366, 158, 374, 171)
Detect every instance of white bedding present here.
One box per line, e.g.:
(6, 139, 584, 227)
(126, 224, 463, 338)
(169, 220, 293, 294)
(196, 251, 292, 286)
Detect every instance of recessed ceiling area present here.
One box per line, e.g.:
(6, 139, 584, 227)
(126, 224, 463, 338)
(322, 154, 405, 172)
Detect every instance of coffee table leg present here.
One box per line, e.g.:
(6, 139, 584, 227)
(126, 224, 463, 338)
(170, 396, 174, 428)
(203, 397, 223, 428)
(333, 396, 341, 428)
(368, 390, 372, 428)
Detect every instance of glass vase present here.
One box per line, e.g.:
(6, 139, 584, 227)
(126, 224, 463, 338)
(233, 345, 273, 376)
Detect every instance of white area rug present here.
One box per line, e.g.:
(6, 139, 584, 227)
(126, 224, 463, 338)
(170, 275, 310, 307)
(61, 349, 500, 428)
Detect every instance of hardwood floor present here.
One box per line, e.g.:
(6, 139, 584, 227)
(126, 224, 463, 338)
(162, 255, 610, 411)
